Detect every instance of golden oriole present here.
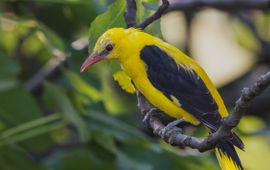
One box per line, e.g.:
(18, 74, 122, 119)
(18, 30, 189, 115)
(81, 28, 244, 170)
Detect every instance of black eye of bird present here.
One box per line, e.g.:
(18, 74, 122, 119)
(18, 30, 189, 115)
(105, 44, 113, 51)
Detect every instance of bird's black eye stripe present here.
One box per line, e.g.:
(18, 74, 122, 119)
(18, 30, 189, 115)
(99, 44, 114, 56)
(105, 44, 113, 51)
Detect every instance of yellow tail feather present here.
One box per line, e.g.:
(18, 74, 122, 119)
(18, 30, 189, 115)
(215, 148, 242, 170)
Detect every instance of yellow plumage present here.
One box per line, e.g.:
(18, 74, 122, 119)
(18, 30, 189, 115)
(113, 71, 136, 94)
(108, 28, 227, 123)
(216, 148, 241, 170)
(81, 27, 244, 170)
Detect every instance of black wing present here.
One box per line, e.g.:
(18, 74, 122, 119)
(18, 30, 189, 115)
(140, 45, 221, 130)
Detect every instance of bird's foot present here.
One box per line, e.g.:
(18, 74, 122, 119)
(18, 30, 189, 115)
(160, 119, 185, 139)
(142, 108, 161, 128)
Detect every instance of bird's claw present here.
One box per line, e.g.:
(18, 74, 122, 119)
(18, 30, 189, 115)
(160, 119, 185, 139)
(142, 108, 160, 128)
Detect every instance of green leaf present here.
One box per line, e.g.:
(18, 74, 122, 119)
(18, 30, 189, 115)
(0, 52, 19, 91)
(256, 12, 270, 41)
(0, 83, 58, 151)
(0, 119, 67, 147)
(53, 146, 116, 170)
(84, 110, 147, 143)
(0, 86, 42, 126)
(117, 145, 218, 170)
(232, 19, 259, 51)
(238, 116, 266, 134)
(23, 0, 92, 4)
(143, 0, 160, 2)
(64, 70, 101, 102)
(37, 23, 66, 53)
(0, 80, 18, 92)
(0, 147, 48, 170)
(0, 113, 61, 140)
(88, 0, 126, 52)
(116, 150, 153, 170)
(0, 52, 20, 79)
(143, 1, 160, 11)
(58, 149, 95, 170)
(0, 113, 62, 147)
(136, 0, 162, 37)
(92, 127, 152, 170)
(101, 68, 136, 115)
(43, 82, 89, 142)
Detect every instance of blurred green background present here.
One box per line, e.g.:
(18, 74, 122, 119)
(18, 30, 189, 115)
(0, 0, 270, 170)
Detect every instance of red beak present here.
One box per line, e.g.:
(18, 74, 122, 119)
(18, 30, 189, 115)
(80, 52, 104, 72)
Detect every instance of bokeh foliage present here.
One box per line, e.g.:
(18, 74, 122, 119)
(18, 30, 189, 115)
(0, 0, 269, 170)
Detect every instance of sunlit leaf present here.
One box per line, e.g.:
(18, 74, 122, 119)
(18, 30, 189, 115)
(238, 115, 266, 134)
(239, 136, 270, 170)
(255, 11, 270, 41)
(43, 82, 89, 142)
(64, 69, 101, 102)
(232, 19, 259, 51)
(101, 69, 136, 115)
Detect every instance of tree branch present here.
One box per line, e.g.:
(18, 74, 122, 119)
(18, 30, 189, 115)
(137, 71, 270, 152)
(25, 51, 66, 93)
(124, 0, 137, 28)
(137, 0, 170, 29)
(166, 0, 270, 13)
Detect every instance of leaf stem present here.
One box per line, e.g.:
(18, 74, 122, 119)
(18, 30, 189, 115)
(0, 120, 67, 147)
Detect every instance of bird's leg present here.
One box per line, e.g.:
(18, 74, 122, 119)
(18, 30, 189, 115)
(160, 119, 186, 139)
(143, 108, 162, 128)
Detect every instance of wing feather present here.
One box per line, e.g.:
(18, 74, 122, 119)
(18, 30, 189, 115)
(113, 71, 136, 94)
(140, 45, 221, 130)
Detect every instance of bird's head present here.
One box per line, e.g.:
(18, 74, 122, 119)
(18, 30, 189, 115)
(80, 27, 126, 72)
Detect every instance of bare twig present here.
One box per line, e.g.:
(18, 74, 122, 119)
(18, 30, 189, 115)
(166, 0, 270, 13)
(137, 0, 170, 29)
(125, 0, 137, 28)
(25, 50, 66, 93)
(25, 37, 89, 94)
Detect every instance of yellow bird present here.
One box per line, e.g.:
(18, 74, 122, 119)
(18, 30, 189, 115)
(81, 28, 244, 170)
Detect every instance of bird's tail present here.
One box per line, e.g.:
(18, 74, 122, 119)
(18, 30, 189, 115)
(215, 141, 244, 170)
